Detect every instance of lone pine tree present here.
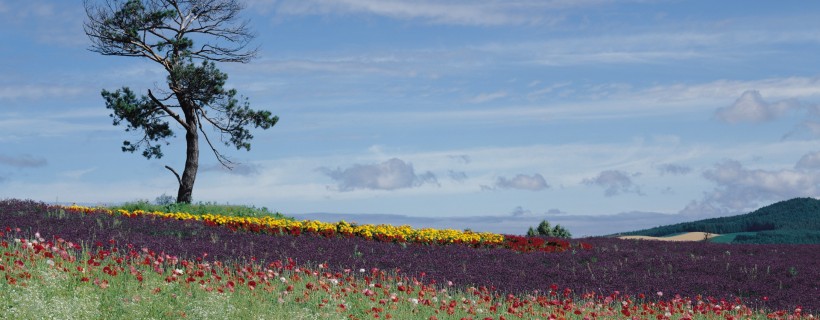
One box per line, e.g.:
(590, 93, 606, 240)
(84, 0, 278, 203)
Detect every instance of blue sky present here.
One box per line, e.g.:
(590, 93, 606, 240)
(2, 0, 820, 236)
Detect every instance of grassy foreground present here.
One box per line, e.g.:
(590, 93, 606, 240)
(2, 231, 807, 320)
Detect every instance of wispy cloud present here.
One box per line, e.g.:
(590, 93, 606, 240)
(201, 162, 263, 177)
(582, 170, 642, 196)
(469, 91, 508, 104)
(319, 158, 438, 191)
(0, 109, 114, 140)
(249, 0, 598, 26)
(0, 1, 86, 47)
(60, 168, 96, 179)
(0, 154, 47, 168)
(0, 84, 85, 100)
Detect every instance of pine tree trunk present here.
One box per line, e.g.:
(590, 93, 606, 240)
(176, 108, 199, 203)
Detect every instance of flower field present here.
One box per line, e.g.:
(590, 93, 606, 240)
(0, 199, 817, 319)
(69, 204, 580, 253)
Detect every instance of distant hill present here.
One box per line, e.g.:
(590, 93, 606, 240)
(618, 198, 820, 244)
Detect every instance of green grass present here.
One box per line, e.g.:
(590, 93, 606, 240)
(107, 200, 293, 220)
(708, 232, 759, 243)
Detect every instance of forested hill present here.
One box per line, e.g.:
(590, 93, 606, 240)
(618, 198, 820, 244)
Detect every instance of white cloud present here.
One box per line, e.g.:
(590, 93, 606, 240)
(493, 173, 550, 191)
(681, 158, 820, 216)
(715, 90, 797, 123)
(582, 170, 642, 196)
(319, 158, 438, 191)
(795, 151, 820, 170)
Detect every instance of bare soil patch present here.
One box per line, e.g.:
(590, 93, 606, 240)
(618, 232, 719, 241)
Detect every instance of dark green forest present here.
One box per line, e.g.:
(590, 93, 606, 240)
(618, 198, 820, 244)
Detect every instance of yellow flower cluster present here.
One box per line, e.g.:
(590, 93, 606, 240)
(59, 205, 505, 246)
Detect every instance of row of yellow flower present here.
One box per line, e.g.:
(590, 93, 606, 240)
(60, 205, 505, 246)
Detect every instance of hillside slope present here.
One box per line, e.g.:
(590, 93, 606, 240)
(618, 198, 820, 244)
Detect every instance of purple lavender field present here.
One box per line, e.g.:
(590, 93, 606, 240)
(1, 199, 817, 312)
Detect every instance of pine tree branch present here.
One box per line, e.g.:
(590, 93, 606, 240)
(148, 89, 189, 131)
(165, 165, 181, 186)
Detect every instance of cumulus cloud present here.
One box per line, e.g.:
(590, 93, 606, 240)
(510, 206, 531, 217)
(657, 163, 692, 175)
(715, 90, 797, 123)
(582, 170, 642, 196)
(319, 158, 437, 191)
(493, 173, 550, 191)
(0, 154, 47, 168)
(680, 158, 820, 216)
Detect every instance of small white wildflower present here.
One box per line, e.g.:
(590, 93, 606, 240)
(369, 283, 375, 288)
(174, 269, 183, 275)
(409, 298, 419, 304)
(359, 268, 365, 273)
(280, 277, 287, 283)
(46, 259, 54, 267)
(329, 279, 339, 285)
